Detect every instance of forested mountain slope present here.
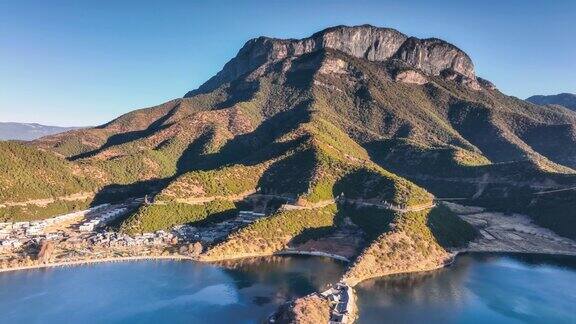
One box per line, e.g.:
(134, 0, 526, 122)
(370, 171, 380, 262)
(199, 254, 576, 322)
(2, 25, 573, 240)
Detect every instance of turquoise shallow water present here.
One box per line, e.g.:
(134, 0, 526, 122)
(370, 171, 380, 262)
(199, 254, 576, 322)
(0, 256, 345, 324)
(355, 253, 576, 324)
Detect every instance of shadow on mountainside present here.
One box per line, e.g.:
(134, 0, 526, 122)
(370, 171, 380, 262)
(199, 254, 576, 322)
(426, 205, 480, 249)
(71, 105, 180, 160)
(89, 101, 314, 209)
(290, 226, 337, 245)
(175, 128, 218, 173)
(214, 80, 260, 110)
(89, 129, 219, 207)
(187, 102, 313, 171)
(362, 139, 481, 198)
(332, 168, 397, 201)
(90, 179, 169, 206)
(257, 147, 316, 197)
(287, 206, 346, 245)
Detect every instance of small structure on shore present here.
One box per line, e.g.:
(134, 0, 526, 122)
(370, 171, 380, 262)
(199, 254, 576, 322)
(79, 207, 128, 232)
(321, 281, 355, 324)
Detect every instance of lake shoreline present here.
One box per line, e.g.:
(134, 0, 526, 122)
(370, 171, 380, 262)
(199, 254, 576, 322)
(2, 248, 576, 274)
(0, 249, 353, 273)
(0, 255, 196, 273)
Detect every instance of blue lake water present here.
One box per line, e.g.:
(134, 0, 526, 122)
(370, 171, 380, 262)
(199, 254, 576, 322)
(0, 256, 345, 324)
(355, 253, 576, 323)
(1, 253, 575, 323)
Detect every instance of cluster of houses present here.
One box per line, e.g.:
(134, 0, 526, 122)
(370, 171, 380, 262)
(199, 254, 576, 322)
(173, 210, 265, 244)
(0, 205, 110, 252)
(0, 222, 26, 250)
(2, 205, 268, 255)
(89, 230, 177, 247)
(86, 209, 265, 249)
(322, 282, 355, 324)
(79, 207, 128, 232)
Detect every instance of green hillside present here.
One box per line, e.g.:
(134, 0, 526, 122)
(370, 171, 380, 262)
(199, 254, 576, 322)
(120, 200, 237, 235)
(0, 141, 96, 203)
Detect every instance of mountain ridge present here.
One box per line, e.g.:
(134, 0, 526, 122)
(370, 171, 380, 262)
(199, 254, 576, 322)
(0, 122, 80, 141)
(185, 24, 480, 97)
(527, 93, 576, 111)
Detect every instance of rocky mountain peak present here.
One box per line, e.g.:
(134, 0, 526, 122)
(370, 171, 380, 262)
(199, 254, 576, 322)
(185, 25, 480, 97)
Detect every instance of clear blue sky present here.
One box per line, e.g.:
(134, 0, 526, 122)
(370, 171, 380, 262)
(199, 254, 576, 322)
(1, 0, 574, 126)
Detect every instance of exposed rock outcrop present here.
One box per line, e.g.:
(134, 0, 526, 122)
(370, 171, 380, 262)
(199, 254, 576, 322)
(477, 77, 497, 91)
(185, 24, 479, 96)
(393, 37, 474, 79)
(394, 69, 428, 85)
(441, 69, 481, 90)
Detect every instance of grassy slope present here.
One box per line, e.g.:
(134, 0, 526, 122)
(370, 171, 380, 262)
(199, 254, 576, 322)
(202, 155, 434, 261)
(343, 206, 477, 286)
(129, 111, 431, 235)
(312, 49, 576, 173)
(158, 164, 267, 201)
(0, 199, 92, 222)
(203, 204, 339, 260)
(295, 114, 432, 207)
(366, 137, 576, 239)
(0, 141, 96, 203)
(120, 199, 237, 234)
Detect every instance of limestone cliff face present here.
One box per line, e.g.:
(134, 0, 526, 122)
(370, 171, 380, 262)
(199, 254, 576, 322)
(393, 37, 475, 80)
(312, 25, 408, 61)
(185, 25, 478, 96)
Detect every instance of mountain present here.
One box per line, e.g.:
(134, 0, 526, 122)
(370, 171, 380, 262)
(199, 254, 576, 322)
(0, 122, 79, 141)
(3, 25, 576, 286)
(526, 93, 576, 111)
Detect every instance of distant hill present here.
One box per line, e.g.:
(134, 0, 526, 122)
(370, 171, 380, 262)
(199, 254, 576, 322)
(526, 93, 576, 111)
(0, 122, 79, 140)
